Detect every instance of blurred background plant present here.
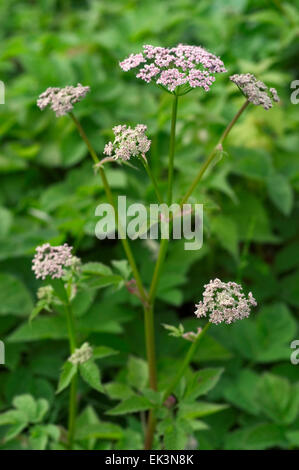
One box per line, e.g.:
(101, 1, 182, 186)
(0, 0, 298, 450)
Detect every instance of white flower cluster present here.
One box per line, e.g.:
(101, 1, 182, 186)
(68, 343, 93, 365)
(103, 124, 151, 162)
(195, 278, 257, 325)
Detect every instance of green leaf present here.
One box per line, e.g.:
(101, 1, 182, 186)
(4, 421, 28, 442)
(8, 316, 68, 343)
(281, 271, 299, 307)
(70, 290, 96, 317)
(84, 275, 123, 290)
(257, 373, 299, 425)
(75, 422, 123, 441)
(164, 421, 188, 450)
(82, 262, 113, 277)
(179, 402, 228, 419)
(267, 173, 293, 215)
(0, 206, 13, 238)
(185, 368, 224, 400)
(79, 360, 103, 392)
(111, 260, 132, 280)
(230, 147, 273, 181)
(48, 278, 68, 304)
(57, 361, 77, 394)
(179, 401, 228, 419)
(211, 215, 239, 258)
(286, 430, 299, 447)
(232, 302, 296, 362)
(29, 424, 56, 450)
(222, 369, 261, 415)
(34, 399, 50, 423)
(224, 423, 286, 450)
(93, 346, 119, 360)
(0, 409, 27, 426)
(127, 356, 148, 391)
(13, 395, 37, 422)
(29, 300, 48, 323)
(0, 273, 33, 316)
(107, 395, 154, 416)
(105, 382, 134, 401)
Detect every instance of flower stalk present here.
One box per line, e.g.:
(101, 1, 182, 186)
(167, 93, 179, 205)
(143, 91, 180, 450)
(163, 322, 211, 401)
(180, 99, 250, 206)
(64, 297, 77, 450)
(70, 112, 147, 304)
(142, 159, 163, 204)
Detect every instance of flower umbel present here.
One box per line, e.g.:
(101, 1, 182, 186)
(32, 243, 73, 280)
(230, 73, 279, 110)
(68, 343, 93, 365)
(120, 44, 226, 94)
(195, 278, 257, 325)
(37, 83, 90, 117)
(101, 124, 151, 164)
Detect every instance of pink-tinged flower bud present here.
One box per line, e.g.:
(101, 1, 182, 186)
(163, 395, 176, 408)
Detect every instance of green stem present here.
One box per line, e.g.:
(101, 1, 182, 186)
(64, 301, 77, 450)
(70, 112, 147, 304)
(180, 99, 249, 206)
(144, 410, 156, 450)
(142, 160, 163, 204)
(148, 93, 180, 305)
(148, 238, 169, 305)
(68, 372, 77, 450)
(144, 305, 157, 391)
(163, 322, 211, 401)
(144, 92, 179, 450)
(71, 112, 157, 449)
(167, 93, 179, 205)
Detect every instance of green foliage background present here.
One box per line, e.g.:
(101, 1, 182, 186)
(0, 0, 298, 450)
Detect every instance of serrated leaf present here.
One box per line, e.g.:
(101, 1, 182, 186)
(107, 395, 154, 415)
(13, 394, 37, 422)
(185, 368, 224, 400)
(82, 262, 113, 277)
(29, 300, 48, 323)
(79, 360, 103, 392)
(93, 346, 118, 360)
(164, 422, 188, 450)
(224, 423, 285, 450)
(127, 356, 148, 390)
(179, 402, 228, 419)
(111, 260, 131, 280)
(267, 173, 293, 216)
(75, 422, 123, 441)
(0, 274, 33, 317)
(257, 374, 299, 425)
(4, 421, 28, 442)
(105, 382, 134, 401)
(57, 361, 77, 394)
(48, 278, 68, 304)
